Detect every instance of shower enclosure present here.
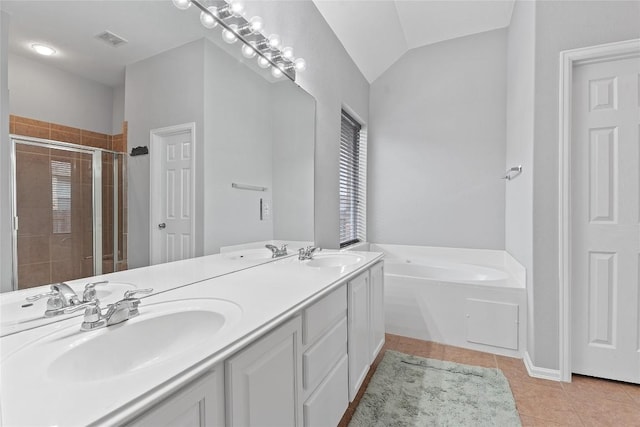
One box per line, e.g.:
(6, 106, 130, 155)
(11, 136, 127, 290)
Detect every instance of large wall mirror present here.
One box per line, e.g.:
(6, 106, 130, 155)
(1, 0, 315, 293)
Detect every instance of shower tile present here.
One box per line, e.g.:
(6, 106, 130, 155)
(80, 130, 109, 150)
(17, 235, 50, 265)
(17, 207, 52, 237)
(50, 124, 81, 145)
(51, 259, 80, 283)
(15, 143, 49, 155)
(81, 258, 94, 278)
(16, 150, 50, 196)
(18, 262, 50, 289)
(82, 231, 93, 258)
(14, 122, 50, 139)
(12, 116, 49, 128)
(112, 134, 124, 152)
(50, 234, 74, 262)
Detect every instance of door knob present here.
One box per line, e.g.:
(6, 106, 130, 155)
(158, 223, 166, 229)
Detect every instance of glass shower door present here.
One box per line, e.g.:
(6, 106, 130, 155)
(13, 141, 96, 289)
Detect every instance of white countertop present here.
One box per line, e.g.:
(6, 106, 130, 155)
(0, 248, 295, 337)
(0, 250, 383, 426)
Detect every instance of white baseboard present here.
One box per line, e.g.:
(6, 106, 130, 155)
(523, 351, 562, 382)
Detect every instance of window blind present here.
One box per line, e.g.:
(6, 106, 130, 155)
(51, 160, 72, 234)
(339, 110, 366, 247)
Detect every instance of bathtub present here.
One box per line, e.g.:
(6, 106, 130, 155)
(371, 244, 527, 358)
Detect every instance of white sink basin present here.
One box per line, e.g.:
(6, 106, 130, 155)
(4, 298, 242, 383)
(0, 282, 136, 329)
(305, 253, 363, 268)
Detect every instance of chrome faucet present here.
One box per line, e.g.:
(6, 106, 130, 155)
(26, 283, 82, 317)
(265, 243, 288, 258)
(63, 288, 153, 331)
(26, 281, 110, 318)
(298, 246, 321, 260)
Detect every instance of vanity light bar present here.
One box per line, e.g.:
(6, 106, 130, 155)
(172, 0, 306, 82)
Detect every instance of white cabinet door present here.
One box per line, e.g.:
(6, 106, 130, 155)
(226, 316, 303, 427)
(127, 369, 224, 427)
(348, 271, 370, 401)
(369, 262, 385, 362)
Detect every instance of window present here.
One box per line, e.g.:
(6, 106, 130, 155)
(51, 160, 72, 234)
(339, 109, 366, 247)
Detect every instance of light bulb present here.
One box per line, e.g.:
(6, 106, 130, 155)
(282, 46, 294, 60)
(294, 58, 306, 72)
(271, 65, 284, 78)
(229, 0, 244, 16)
(241, 43, 257, 59)
(222, 24, 238, 44)
(171, 0, 191, 10)
(31, 43, 56, 56)
(200, 6, 218, 29)
(268, 34, 282, 50)
(248, 16, 264, 33)
(257, 53, 271, 69)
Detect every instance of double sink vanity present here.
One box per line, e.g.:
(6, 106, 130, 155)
(0, 246, 384, 426)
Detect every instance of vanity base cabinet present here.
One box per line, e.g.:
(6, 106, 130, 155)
(347, 271, 370, 402)
(303, 354, 348, 427)
(369, 261, 385, 362)
(126, 369, 224, 427)
(225, 316, 303, 427)
(301, 285, 348, 427)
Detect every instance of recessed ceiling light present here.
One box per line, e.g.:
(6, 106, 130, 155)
(31, 44, 56, 56)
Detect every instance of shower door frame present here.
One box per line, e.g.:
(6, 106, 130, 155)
(9, 135, 121, 291)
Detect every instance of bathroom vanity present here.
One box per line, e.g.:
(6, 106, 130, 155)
(0, 250, 384, 426)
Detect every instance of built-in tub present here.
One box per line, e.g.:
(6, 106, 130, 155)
(371, 244, 527, 358)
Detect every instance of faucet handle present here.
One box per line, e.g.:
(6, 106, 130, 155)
(63, 299, 100, 314)
(25, 287, 58, 302)
(82, 280, 109, 302)
(123, 288, 153, 300)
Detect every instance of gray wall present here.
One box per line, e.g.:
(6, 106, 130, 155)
(0, 11, 11, 292)
(271, 81, 315, 242)
(368, 29, 507, 249)
(244, 1, 370, 249)
(8, 53, 114, 134)
(112, 84, 125, 134)
(124, 39, 205, 268)
(530, 0, 640, 370)
(505, 0, 536, 363)
(202, 39, 273, 254)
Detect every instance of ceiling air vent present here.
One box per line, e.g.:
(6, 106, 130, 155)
(95, 31, 128, 47)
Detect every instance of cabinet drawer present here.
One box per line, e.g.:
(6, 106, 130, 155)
(303, 316, 347, 392)
(303, 354, 348, 427)
(303, 285, 347, 345)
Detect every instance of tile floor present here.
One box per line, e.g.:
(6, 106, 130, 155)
(339, 334, 640, 426)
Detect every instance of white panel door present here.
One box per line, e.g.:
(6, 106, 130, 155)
(150, 125, 195, 265)
(571, 56, 640, 383)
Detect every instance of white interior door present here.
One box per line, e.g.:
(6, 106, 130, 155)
(150, 124, 195, 265)
(571, 55, 640, 383)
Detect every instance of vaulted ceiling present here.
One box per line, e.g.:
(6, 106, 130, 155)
(312, 0, 515, 83)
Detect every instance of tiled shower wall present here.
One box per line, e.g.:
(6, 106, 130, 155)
(10, 115, 128, 289)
